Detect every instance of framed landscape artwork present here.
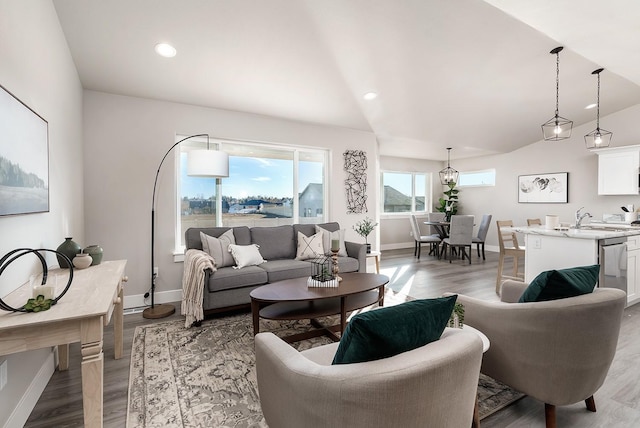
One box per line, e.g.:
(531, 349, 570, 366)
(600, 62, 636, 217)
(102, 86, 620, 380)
(0, 84, 49, 216)
(518, 172, 568, 203)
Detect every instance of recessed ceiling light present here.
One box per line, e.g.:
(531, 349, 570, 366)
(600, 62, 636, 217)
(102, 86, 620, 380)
(155, 43, 176, 58)
(585, 103, 597, 109)
(363, 92, 378, 100)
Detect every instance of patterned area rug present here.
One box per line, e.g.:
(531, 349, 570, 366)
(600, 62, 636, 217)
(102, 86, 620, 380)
(127, 309, 524, 427)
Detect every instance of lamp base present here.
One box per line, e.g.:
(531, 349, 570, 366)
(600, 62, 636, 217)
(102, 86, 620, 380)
(142, 303, 176, 319)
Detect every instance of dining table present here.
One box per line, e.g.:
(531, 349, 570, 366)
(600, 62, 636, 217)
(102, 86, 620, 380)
(423, 220, 450, 239)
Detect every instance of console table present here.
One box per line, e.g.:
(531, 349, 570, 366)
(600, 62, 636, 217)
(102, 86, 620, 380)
(0, 260, 127, 428)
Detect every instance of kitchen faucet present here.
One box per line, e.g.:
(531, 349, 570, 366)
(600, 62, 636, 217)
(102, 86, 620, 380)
(575, 207, 592, 229)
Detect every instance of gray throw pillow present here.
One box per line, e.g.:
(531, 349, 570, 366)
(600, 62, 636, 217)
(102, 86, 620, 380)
(200, 230, 236, 267)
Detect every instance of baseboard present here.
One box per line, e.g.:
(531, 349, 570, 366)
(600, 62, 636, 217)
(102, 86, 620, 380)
(4, 350, 55, 428)
(124, 289, 183, 311)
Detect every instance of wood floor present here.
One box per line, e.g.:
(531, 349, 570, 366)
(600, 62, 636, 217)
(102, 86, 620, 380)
(24, 248, 640, 427)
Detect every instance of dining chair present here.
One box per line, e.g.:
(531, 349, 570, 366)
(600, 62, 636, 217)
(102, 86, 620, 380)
(441, 215, 474, 264)
(496, 220, 525, 294)
(472, 214, 492, 260)
(427, 212, 448, 240)
(410, 215, 441, 259)
(527, 218, 542, 226)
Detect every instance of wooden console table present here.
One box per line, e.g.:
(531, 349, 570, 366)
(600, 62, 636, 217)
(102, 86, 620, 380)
(0, 260, 127, 428)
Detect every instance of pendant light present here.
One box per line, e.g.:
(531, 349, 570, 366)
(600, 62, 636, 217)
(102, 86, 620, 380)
(541, 47, 573, 141)
(584, 68, 612, 149)
(439, 147, 459, 185)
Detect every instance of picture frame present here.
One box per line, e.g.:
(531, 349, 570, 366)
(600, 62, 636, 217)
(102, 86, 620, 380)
(0, 84, 49, 216)
(518, 172, 568, 204)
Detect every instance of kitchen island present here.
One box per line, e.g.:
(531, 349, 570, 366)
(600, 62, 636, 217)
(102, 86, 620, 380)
(503, 224, 640, 306)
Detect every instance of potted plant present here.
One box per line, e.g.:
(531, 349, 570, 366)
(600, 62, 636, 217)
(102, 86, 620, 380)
(436, 182, 459, 222)
(353, 217, 378, 253)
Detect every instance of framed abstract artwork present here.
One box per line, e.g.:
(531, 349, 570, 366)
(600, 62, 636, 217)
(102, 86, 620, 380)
(518, 172, 568, 203)
(0, 84, 49, 216)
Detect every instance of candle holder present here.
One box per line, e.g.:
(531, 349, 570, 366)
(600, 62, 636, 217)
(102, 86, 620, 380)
(331, 249, 342, 282)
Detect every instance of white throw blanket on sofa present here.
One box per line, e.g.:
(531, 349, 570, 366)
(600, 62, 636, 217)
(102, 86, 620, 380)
(181, 249, 216, 327)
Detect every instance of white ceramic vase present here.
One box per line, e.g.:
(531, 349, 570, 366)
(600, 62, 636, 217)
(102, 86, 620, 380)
(73, 253, 92, 269)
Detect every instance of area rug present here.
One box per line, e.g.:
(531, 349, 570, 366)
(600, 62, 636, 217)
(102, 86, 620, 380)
(127, 310, 524, 427)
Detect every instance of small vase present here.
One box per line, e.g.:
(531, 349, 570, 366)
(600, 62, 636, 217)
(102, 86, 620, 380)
(73, 253, 92, 269)
(56, 237, 81, 268)
(83, 245, 104, 266)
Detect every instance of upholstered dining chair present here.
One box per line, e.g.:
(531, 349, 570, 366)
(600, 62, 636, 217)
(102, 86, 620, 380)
(255, 328, 483, 428)
(441, 215, 474, 264)
(471, 214, 492, 260)
(527, 218, 542, 226)
(453, 282, 626, 428)
(410, 215, 441, 259)
(495, 220, 525, 294)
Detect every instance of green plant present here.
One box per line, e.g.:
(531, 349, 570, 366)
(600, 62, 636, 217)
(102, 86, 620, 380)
(353, 217, 378, 244)
(436, 182, 459, 221)
(24, 295, 52, 312)
(448, 302, 465, 328)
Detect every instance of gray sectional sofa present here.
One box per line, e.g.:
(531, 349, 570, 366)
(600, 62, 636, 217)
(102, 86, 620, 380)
(185, 222, 367, 313)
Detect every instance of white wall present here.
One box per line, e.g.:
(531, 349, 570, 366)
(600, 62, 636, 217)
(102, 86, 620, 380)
(82, 91, 379, 304)
(379, 156, 443, 250)
(0, 0, 84, 425)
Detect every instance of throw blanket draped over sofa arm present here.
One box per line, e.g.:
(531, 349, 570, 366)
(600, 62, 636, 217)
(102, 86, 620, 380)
(181, 249, 216, 327)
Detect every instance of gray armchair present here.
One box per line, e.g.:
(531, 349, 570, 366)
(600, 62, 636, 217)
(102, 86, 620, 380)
(255, 328, 483, 428)
(455, 281, 626, 428)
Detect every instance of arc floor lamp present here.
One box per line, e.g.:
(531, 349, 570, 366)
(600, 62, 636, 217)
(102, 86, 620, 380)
(143, 134, 229, 319)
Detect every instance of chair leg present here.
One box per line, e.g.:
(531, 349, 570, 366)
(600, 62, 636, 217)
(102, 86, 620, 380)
(481, 243, 485, 260)
(512, 255, 519, 277)
(496, 253, 505, 294)
(585, 396, 596, 412)
(544, 403, 557, 428)
(467, 246, 471, 264)
(476, 243, 481, 257)
(414, 241, 418, 257)
(417, 242, 421, 259)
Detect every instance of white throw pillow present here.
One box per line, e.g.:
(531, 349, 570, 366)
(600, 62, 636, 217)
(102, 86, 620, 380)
(200, 230, 236, 268)
(228, 244, 265, 269)
(315, 226, 348, 257)
(296, 231, 325, 260)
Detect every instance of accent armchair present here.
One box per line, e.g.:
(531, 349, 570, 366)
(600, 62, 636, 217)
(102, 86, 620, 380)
(454, 281, 626, 428)
(255, 328, 483, 428)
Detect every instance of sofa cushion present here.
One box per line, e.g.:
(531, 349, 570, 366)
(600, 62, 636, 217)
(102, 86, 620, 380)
(200, 230, 236, 267)
(251, 225, 296, 260)
(518, 264, 600, 303)
(260, 259, 313, 282)
(228, 244, 266, 269)
(315, 225, 347, 257)
(295, 231, 325, 260)
(207, 266, 268, 292)
(336, 256, 359, 273)
(332, 295, 457, 365)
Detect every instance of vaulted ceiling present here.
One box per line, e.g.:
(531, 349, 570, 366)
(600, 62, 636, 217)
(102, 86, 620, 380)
(53, 0, 640, 160)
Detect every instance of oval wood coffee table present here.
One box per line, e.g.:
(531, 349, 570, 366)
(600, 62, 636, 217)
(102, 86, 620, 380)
(250, 272, 389, 343)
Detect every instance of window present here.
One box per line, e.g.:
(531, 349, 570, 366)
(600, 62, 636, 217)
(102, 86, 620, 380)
(381, 171, 430, 213)
(458, 169, 496, 187)
(176, 136, 328, 249)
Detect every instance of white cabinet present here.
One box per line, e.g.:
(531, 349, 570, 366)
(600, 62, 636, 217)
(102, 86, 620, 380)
(594, 145, 640, 195)
(627, 235, 640, 305)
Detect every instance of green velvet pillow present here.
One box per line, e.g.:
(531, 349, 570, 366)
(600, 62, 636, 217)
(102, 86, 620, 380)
(518, 264, 600, 303)
(331, 295, 457, 365)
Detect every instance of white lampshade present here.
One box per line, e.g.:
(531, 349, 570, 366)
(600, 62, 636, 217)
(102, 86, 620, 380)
(187, 150, 229, 177)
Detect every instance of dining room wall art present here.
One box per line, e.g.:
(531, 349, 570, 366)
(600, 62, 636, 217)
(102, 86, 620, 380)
(518, 172, 568, 203)
(0, 83, 49, 216)
(343, 150, 368, 214)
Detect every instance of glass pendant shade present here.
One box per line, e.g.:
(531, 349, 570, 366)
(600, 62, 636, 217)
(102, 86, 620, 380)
(542, 47, 573, 141)
(187, 149, 229, 177)
(439, 148, 459, 185)
(585, 68, 612, 149)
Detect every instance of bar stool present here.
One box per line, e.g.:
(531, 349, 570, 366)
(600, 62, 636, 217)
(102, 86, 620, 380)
(527, 218, 542, 226)
(496, 220, 525, 294)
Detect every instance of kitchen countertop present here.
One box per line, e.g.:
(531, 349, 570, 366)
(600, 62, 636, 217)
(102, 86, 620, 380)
(503, 224, 640, 240)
